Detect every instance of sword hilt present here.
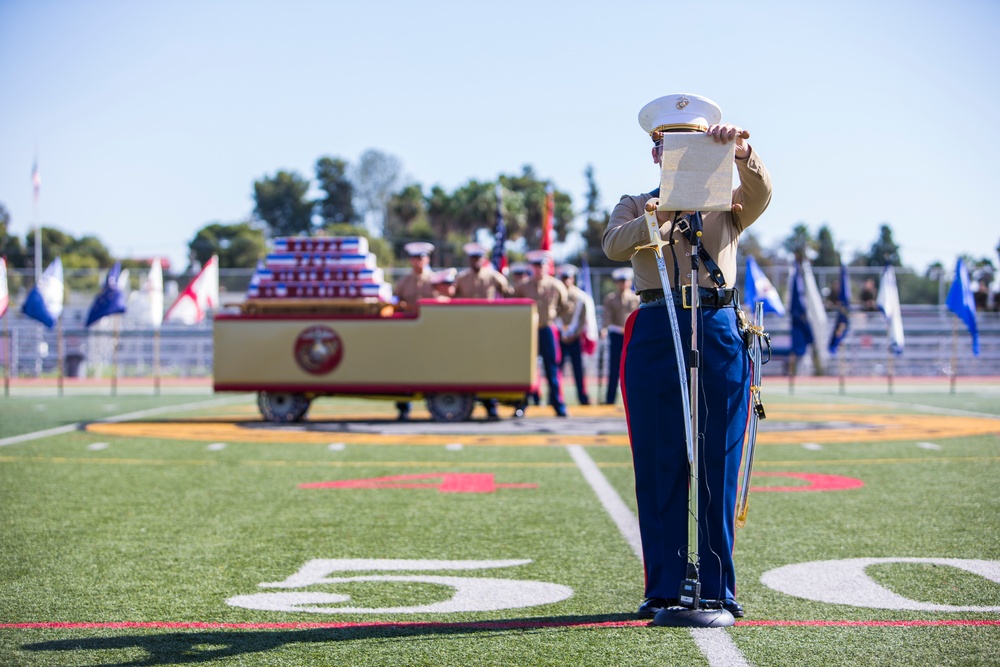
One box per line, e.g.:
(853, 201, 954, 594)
(633, 198, 670, 259)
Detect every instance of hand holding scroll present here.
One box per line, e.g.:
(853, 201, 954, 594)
(707, 123, 750, 159)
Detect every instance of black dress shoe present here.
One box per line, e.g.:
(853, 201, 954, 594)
(637, 598, 677, 618)
(701, 598, 745, 618)
(722, 598, 745, 618)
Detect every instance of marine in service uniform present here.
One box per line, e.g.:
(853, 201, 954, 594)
(513, 250, 570, 417)
(602, 94, 772, 619)
(393, 242, 437, 420)
(394, 242, 436, 313)
(556, 264, 591, 405)
(509, 262, 533, 289)
(430, 268, 457, 302)
(454, 242, 513, 299)
(601, 267, 640, 405)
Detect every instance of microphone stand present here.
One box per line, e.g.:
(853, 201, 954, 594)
(653, 211, 735, 628)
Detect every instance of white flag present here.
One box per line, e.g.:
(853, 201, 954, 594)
(801, 258, 830, 369)
(21, 257, 64, 328)
(164, 256, 219, 325)
(144, 259, 164, 328)
(876, 264, 904, 354)
(0, 257, 8, 317)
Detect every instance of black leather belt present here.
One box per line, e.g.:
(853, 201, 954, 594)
(638, 287, 737, 308)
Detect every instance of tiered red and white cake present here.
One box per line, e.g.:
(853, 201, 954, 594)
(244, 236, 393, 311)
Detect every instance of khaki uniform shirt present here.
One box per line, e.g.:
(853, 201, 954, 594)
(602, 147, 772, 293)
(558, 284, 589, 341)
(394, 269, 435, 310)
(603, 288, 641, 333)
(514, 274, 569, 328)
(454, 266, 513, 299)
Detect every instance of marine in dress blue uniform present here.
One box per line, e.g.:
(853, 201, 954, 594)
(556, 264, 591, 406)
(602, 94, 772, 618)
(601, 267, 640, 405)
(514, 250, 570, 417)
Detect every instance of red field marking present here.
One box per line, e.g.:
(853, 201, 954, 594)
(299, 473, 537, 493)
(4, 619, 998, 631)
(751, 472, 864, 492)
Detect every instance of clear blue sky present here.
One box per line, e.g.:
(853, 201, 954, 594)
(1, 0, 998, 274)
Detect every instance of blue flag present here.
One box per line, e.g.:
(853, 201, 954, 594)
(86, 262, 128, 326)
(828, 264, 851, 354)
(744, 256, 785, 315)
(21, 257, 64, 328)
(788, 260, 813, 356)
(946, 257, 979, 356)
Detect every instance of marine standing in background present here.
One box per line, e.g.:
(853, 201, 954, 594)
(601, 267, 640, 405)
(454, 243, 513, 299)
(430, 268, 457, 302)
(556, 264, 591, 406)
(509, 262, 533, 288)
(393, 241, 436, 420)
(452, 242, 509, 420)
(602, 94, 772, 619)
(514, 250, 570, 417)
(394, 242, 436, 312)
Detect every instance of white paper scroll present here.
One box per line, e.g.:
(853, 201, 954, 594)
(656, 133, 736, 212)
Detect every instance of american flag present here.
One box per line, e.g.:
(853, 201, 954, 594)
(492, 184, 508, 272)
(31, 158, 41, 204)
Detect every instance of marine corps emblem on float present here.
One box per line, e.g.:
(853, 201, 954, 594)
(294, 325, 344, 375)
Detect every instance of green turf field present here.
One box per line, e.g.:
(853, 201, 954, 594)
(1, 385, 998, 666)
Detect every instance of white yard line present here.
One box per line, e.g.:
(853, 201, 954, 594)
(566, 444, 642, 560)
(0, 394, 251, 447)
(566, 444, 750, 667)
(809, 392, 1000, 420)
(691, 627, 752, 667)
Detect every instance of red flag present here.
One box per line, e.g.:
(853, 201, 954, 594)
(165, 256, 219, 324)
(541, 185, 554, 274)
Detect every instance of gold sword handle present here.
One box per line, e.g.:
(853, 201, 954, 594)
(633, 199, 670, 258)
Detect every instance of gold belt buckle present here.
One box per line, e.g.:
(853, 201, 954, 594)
(681, 284, 693, 309)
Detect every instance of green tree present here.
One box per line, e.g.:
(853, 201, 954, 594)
(782, 223, 813, 261)
(20, 227, 113, 290)
(814, 225, 841, 267)
(352, 149, 402, 236)
(315, 157, 356, 226)
(320, 223, 395, 269)
(503, 166, 574, 247)
(863, 224, 902, 267)
(580, 165, 614, 268)
(387, 183, 427, 237)
(188, 221, 267, 269)
(253, 170, 314, 236)
(0, 204, 27, 294)
(425, 185, 454, 252)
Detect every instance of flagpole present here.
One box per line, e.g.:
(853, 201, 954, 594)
(154, 329, 161, 395)
(950, 319, 958, 394)
(838, 354, 845, 395)
(32, 153, 42, 285)
(886, 349, 894, 395)
(597, 336, 605, 405)
(57, 317, 64, 397)
(112, 317, 120, 397)
(788, 354, 796, 394)
(2, 310, 9, 397)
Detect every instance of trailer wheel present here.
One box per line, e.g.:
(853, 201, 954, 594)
(258, 391, 311, 422)
(425, 392, 475, 422)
